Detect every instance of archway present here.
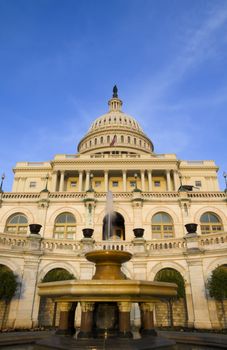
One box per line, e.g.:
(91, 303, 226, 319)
(102, 211, 125, 240)
(154, 268, 187, 328)
(0, 264, 18, 329)
(38, 268, 75, 327)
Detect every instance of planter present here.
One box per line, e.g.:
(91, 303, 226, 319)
(185, 223, 197, 234)
(82, 228, 94, 238)
(133, 228, 144, 238)
(29, 224, 42, 235)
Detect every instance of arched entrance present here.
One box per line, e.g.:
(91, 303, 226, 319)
(102, 212, 125, 240)
(38, 268, 75, 327)
(154, 268, 187, 327)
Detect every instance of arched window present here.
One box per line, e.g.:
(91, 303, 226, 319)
(139, 140, 142, 146)
(107, 135, 110, 143)
(121, 135, 124, 143)
(200, 212, 223, 234)
(95, 138, 97, 145)
(5, 213, 28, 234)
(100, 136, 103, 143)
(54, 212, 76, 239)
(128, 136, 131, 144)
(89, 140, 92, 147)
(134, 138, 136, 145)
(152, 212, 174, 239)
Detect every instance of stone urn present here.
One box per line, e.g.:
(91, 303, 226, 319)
(133, 228, 144, 238)
(82, 228, 94, 238)
(185, 223, 197, 234)
(29, 224, 42, 235)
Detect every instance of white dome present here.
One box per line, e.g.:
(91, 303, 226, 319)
(77, 87, 154, 155)
(89, 111, 143, 133)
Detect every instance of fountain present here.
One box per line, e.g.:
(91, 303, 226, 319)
(35, 191, 177, 349)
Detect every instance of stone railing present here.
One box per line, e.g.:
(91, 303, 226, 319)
(41, 238, 81, 252)
(0, 233, 28, 249)
(187, 192, 226, 199)
(94, 240, 134, 253)
(0, 232, 226, 255)
(199, 231, 227, 248)
(1, 191, 226, 202)
(146, 238, 186, 252)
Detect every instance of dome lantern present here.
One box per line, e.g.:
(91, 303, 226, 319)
(108, 85, 123, 112)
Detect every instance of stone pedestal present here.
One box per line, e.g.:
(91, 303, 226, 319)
(56, 302, 76, 335)
(118, 302, 133, 338)
(77, 302, 94, 338)
(80, 237, 95, 253)
(140, 303, 157, 336)
(132, 237, 146, 254)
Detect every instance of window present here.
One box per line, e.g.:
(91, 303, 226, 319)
(128, 136, 131, 143)
(54, 212, 76, 239)
(152, 212, 174, 239)
(70, 181, 77, 187)
(112, 181, 118, 187)
(134, 138, 137, 145)
(29, 181, 36, 188)
(195, 180, 202, 187)
(95, 138, 97, 145)
(107, 136, 110, 143)
(95, 181, 101, 187)
(139, 140, 142, 146)
(100, 137, 103, 143)
(154, 181, 160, 187)
(121, 135, 124, 143)
(130, 181, 136, 188)
(5, 213, 28, 234)
(200, 212, 223, 234)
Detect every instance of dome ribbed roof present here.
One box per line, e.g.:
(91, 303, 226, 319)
(89, 111, 143, 132)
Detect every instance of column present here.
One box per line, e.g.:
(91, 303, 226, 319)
(14, 256, 41, 328)
(166, 170, 171, 191)
(78, 171, 83, 192)
(85, 171, 90, 191)
(59, 171, 65, 192)
(104, 170, 109, 192)
(56, 302, 76, 335)
(122, 170, 127, 192)
(140, 302, 156, 336)
(173, 170, 180, 191)
(187, 259, 212, 329)
(118, 302, 133, 338)
(78, 302, 94, 338)
(141, 170, 145, 191)
(51, 171, 58, 192)
(12, 177, 19, 192)
(148, 170, 152, 191)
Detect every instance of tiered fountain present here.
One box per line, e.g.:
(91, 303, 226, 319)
(36, 192, 177, 349)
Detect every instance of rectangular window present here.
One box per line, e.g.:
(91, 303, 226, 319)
(112, 181, 118, 187)
(29, 181, 36, 188)
(195, 181, 202, 187)
(95, 181, 101, 187)
(70, 181, 77, 187)
(154, 181, 160, 187)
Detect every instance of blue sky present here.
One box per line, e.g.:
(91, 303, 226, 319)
(0, 0, 227, 191)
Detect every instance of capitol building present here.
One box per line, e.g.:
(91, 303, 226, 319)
(0, 87, 226, 330)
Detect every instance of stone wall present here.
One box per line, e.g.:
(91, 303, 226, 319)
(38, 297, 60, 327)
(0, 300, 9, 329)
(216, 300, 227, 328)
(155, 298, 187, 327)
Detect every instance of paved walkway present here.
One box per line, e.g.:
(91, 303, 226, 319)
(0, 329, 226, 348)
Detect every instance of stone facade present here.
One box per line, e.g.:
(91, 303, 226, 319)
(0, 88, 226, 330)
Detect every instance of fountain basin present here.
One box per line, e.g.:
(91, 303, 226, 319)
(86, 249, 132, 279)
(38, 279, 177, 302)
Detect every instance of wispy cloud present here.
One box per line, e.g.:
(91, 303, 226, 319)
(129, 2, 227, 115)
